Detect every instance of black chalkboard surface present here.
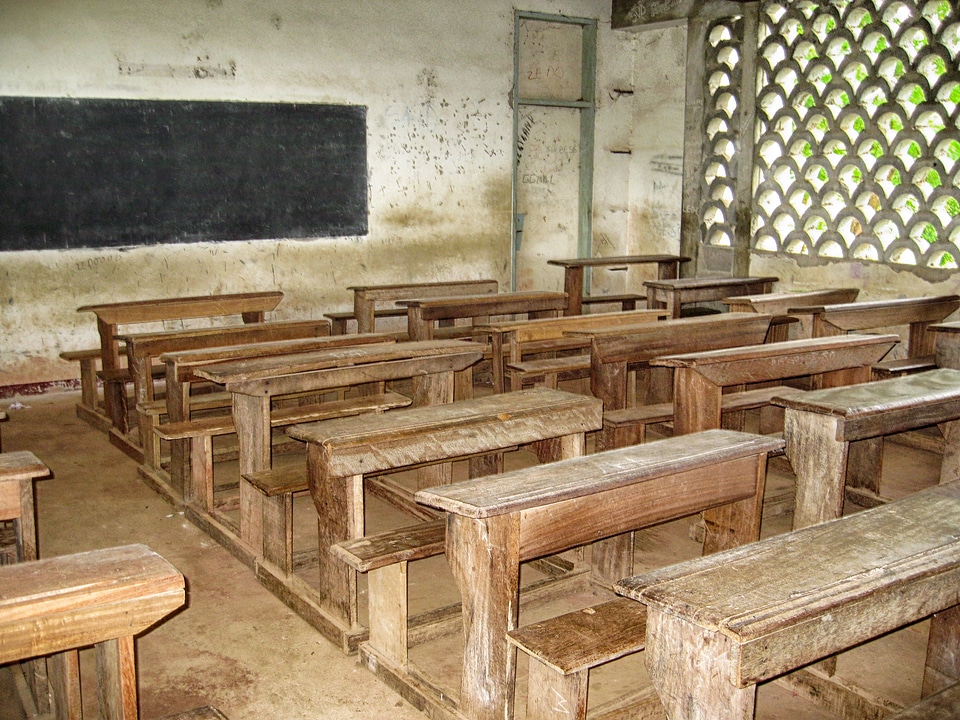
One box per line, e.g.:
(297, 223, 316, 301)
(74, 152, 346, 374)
(0, 97, 367, 251)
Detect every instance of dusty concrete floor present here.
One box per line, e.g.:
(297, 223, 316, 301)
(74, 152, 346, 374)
(0, 388, 942, 719)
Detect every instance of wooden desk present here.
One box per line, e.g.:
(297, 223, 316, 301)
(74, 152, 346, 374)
(114, 319, 330, 463)
(399, 291, 568, 341)
(773, 368, 960, 528)
(0, 451, 51, 563)
(578, 313, 775, 410)
(617, 481, 960, 720)
(644, 276, 778, 319)
(348, 280, 498, 334)
(194, 340, 484, 555)
(476, 309, 665, 393)
(547, 255, 690, 316)
(723, 287, 860, 339)
(932, 320, 960, 369)
(154, 332, 396, 501)
(78, 291, 284, 429)
(287, 388, 602, 648)
(0, 544, 186, 719)
(792, 294, 960, 357)
(415, 430, 783, 720)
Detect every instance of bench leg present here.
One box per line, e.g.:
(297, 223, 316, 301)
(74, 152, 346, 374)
(367, 562, 409, 670)
(48, 649, 81, 720)
(186, 436, 214, 512)
(78, 357, 99, 411)
(645, 605, 755, 720)
(846, 437, 884, 497)
(524, 658, 587, 720)
(96, 635, 138, 720)
(939, 419, 960, 485)
(924, 604, 960, 697)
(261, 489, 293, 573)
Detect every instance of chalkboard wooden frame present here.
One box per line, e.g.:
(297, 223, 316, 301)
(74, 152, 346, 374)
(0, 97, 368, 251)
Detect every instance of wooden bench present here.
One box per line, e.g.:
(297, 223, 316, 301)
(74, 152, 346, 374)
(475, 309, 666, 393)
(412, 429, 783, 720)
(60, 347, 117, 430)
(644, 276, 778, 319)
(332, 279, 500, 334)
(0, 544, 201, 720)
(791, 294, 960, 375)
(722, 287, 860, 340)
(616, 480, 960, 719)
(0, 450, 52, 564)
(75, 291, 284, 430)
(774, 367, 960, 527)
(109, 318, 331, 464)
(288, 388, 602, 652)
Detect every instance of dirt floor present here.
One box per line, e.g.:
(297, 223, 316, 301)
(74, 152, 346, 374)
(0, 388, 942, 719)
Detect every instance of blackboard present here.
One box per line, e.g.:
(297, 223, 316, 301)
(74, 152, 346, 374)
(0, 97, 367, 251)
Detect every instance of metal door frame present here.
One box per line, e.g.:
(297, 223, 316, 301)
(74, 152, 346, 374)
(511, 10, 597, 291)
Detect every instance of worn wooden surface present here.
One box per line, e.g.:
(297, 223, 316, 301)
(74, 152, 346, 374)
(399, 291, 567, 343)
(794, 295, 960, 357)
(415, 429, 782, 720)
(619, 481, 960, 720)
(584, 312, 773, 409)
(644, 276, 778, 319)
(476, 309, 665, 392)
(776, 368, 960, 527)
(723, 287, 859, 338)
(0, 543, 184, 720)
(289, 388, 602, 637)
(349, 279, 498, 334)
(154, 332, 397, 500)
(77, 291, 283, 429)
(546, 255, 689, 315)
(0, 451, 52, 564)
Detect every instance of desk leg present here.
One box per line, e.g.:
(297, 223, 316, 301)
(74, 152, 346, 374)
(166, 367, 191, 497)
(939, 419, 960, 485)
(96, 635, 138, 720)
(234, 394, 272, 555)
(311, 455, 363, 627)
(563, 268, 585, 316)
(786, 409, 848, 530)
(923, 604, 960, 697)
(355, 296, 375, 335)
(449, 513, 521, 720)
(645, 605, 756, 720)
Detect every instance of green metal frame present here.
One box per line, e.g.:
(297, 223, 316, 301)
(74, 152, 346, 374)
(511, 11, 597, 291)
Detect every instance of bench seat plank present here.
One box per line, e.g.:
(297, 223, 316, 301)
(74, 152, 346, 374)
(507, 598, 647, 675)
(332, 518, 446, 572)
(888, 683, 960, 719)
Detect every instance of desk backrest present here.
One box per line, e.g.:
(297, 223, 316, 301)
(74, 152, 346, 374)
(350, 279, 498, 305)
(401, 291, 568, 321)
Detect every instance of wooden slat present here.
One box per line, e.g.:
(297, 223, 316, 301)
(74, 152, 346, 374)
(78, 290, 283, 325)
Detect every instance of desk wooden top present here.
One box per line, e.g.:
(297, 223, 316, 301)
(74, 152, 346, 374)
(348, 279, 498, 295)
(288, 388, 602, 476)
(476, 308, 666, 335)
(194, 339, 485, 385)
(787, 294, 960, 324)
(722, 288, 860, 314)
(117, 318, 330, 355)
(416, 429, 783, 519)
(160, 332, 396, 377)
(0, 451, 50, 481)
(772, 367, 960, 439)
(397, 291, 567, 319)
(644, 276, 779, 291)
(547, 255, 690, 269)
(78, 291, 284, 325)
(617, 480, 960, 679)
(0, 543, 184, 664)
(650, 334, 898, 385)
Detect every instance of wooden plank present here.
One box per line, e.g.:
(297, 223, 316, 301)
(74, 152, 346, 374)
(0, 544, 184, 664)
(417, 429, 782, 520)
(288, 388, 602, 478)
(78, 290, 283, 325)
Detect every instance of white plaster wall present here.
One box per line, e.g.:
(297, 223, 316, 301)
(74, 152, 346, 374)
(0, 0, 644, 387)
